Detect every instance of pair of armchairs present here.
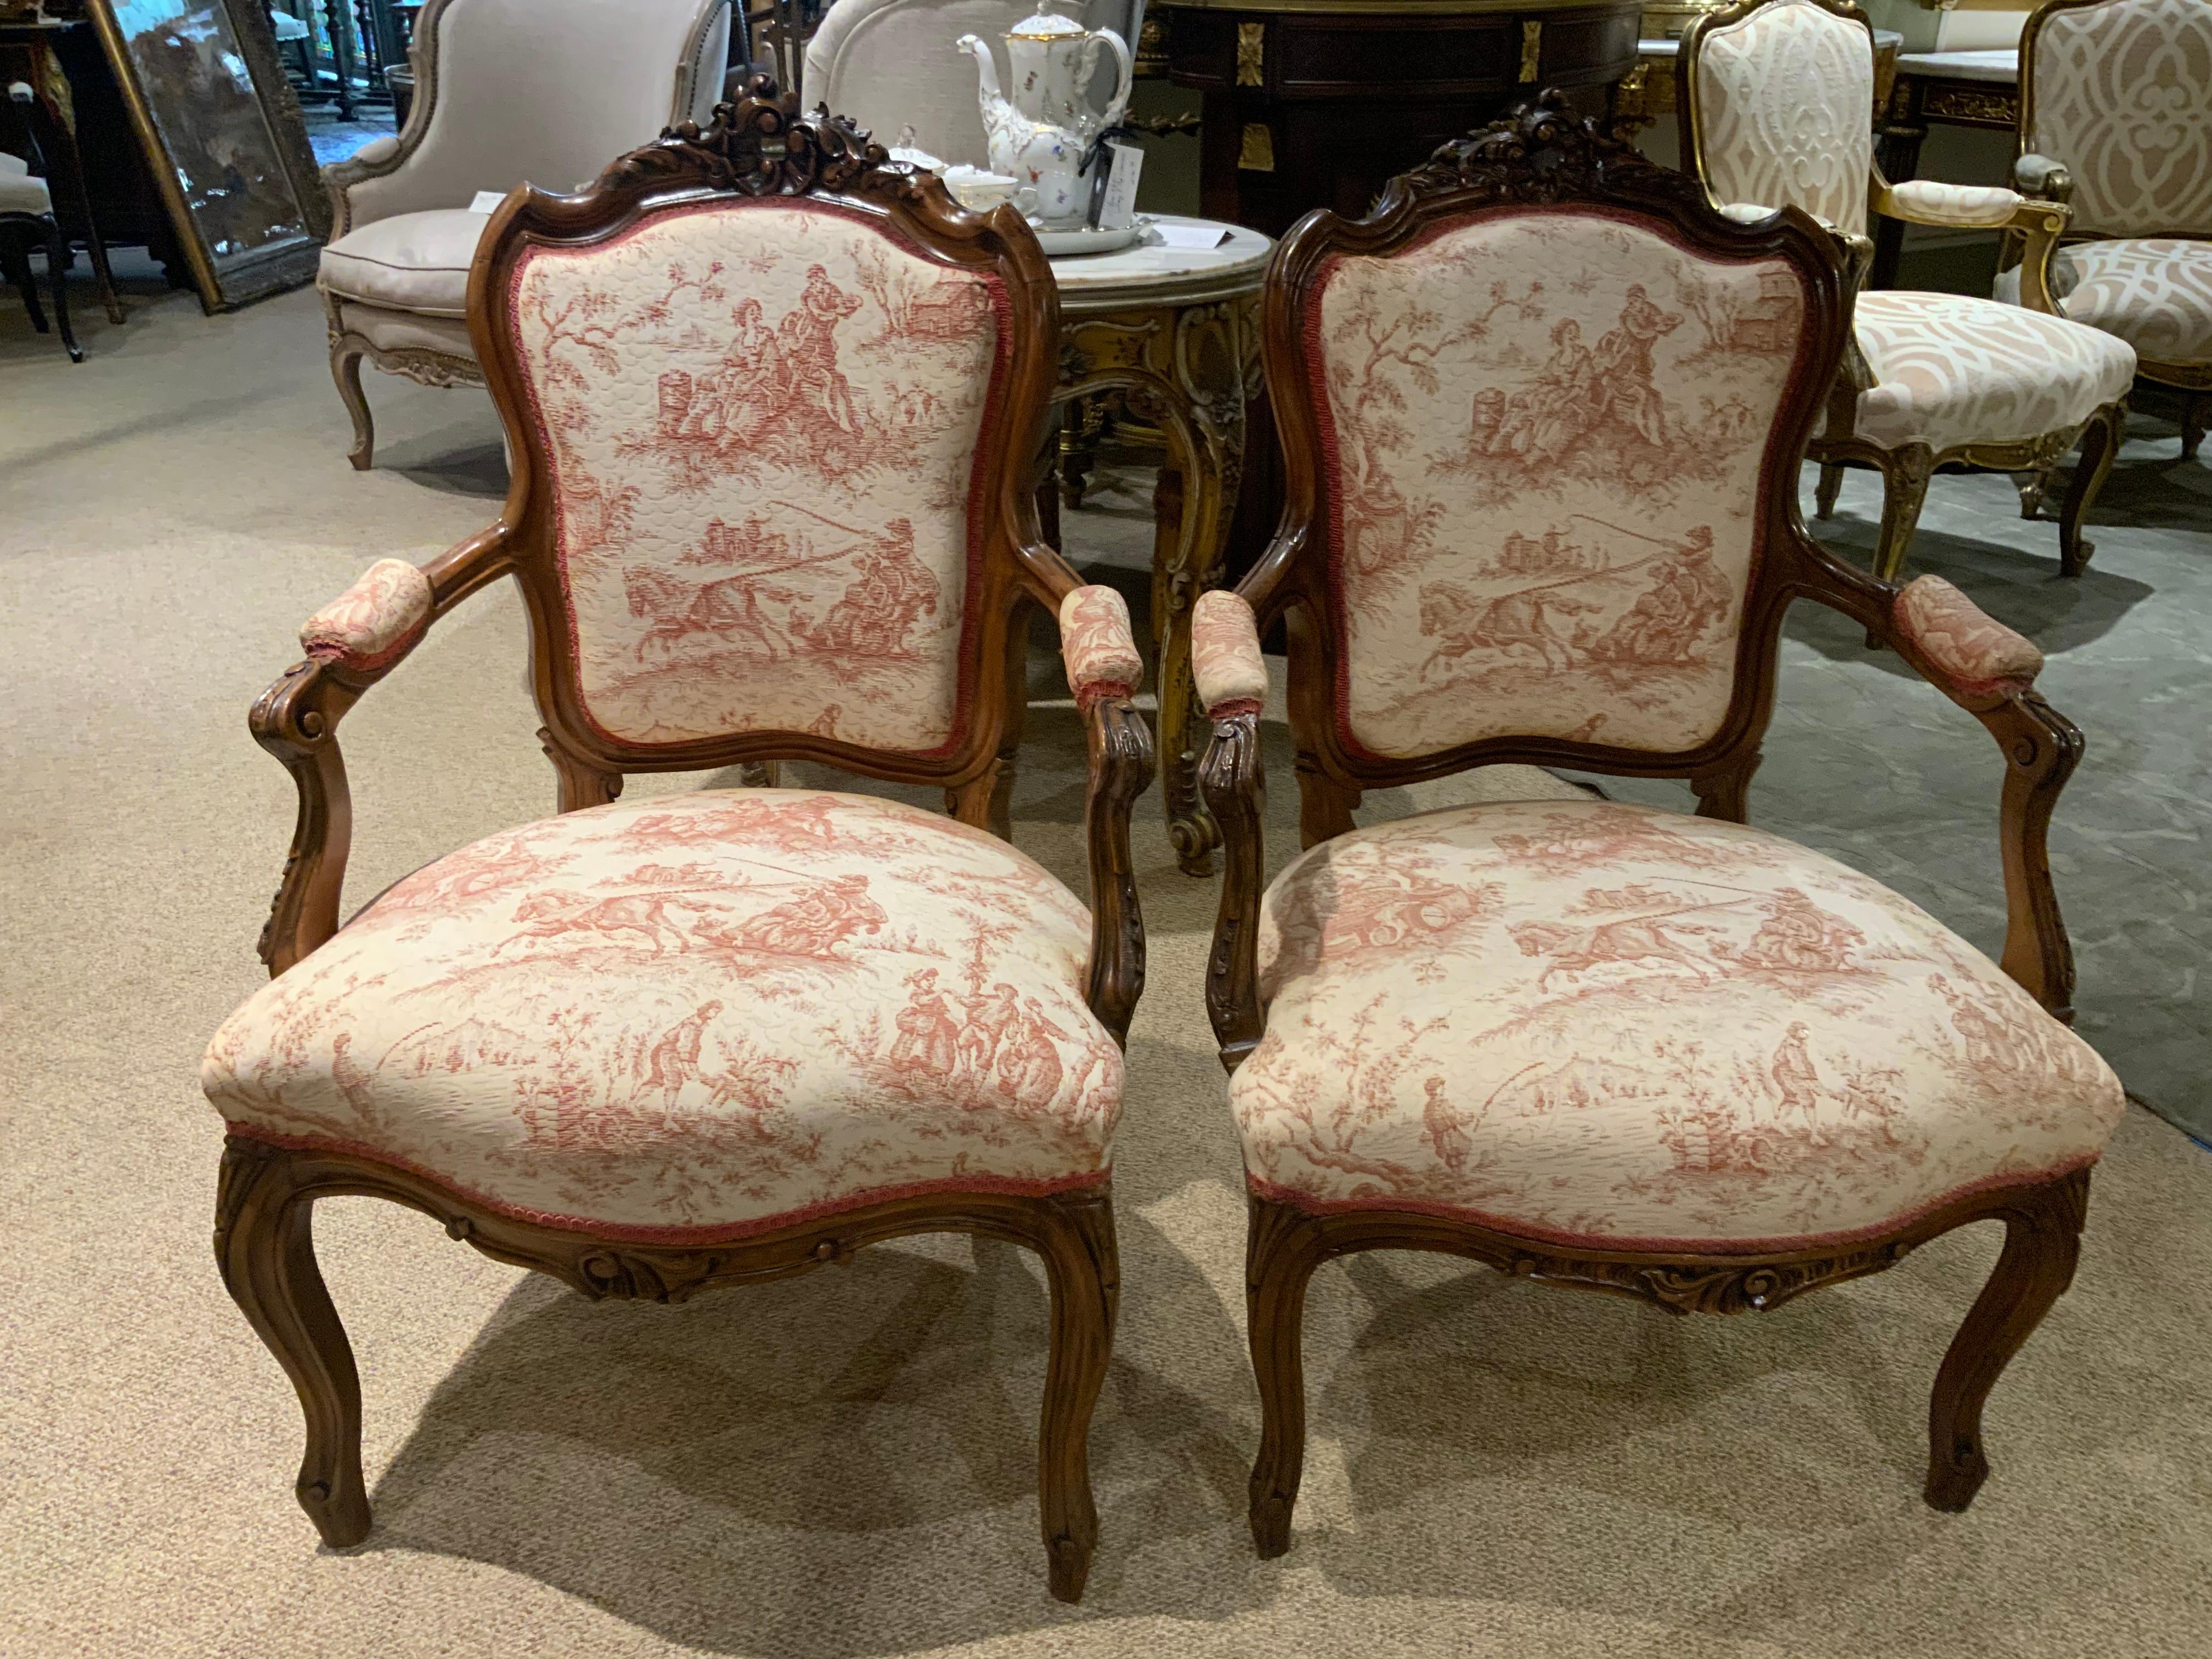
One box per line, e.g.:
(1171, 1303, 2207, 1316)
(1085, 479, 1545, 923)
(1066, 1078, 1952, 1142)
(206, 89, 2123, 1595)
(1676, 0, 2139, 583)
(317, 0, 731, 468)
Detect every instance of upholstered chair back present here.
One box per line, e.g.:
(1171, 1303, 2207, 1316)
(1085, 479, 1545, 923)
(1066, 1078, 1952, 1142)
(1272, 142, 1831, 762)
(1687, 0, 1876, 238)
(340, 0, 731, 233)
(2023, 0, 2212, 236)
(472, 87, 1059, 783)
(804, 0, 1141, 166)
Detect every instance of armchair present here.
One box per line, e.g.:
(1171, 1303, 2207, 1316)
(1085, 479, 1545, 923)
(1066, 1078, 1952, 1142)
(1679, 0, 2138, 580)
(1, 82, 77, 362)
(319, 0, 731, 469)
(205, 85, 1153, 1604)
(1200, 98, 2124, 1560)
(2005, 0, 2212, 459)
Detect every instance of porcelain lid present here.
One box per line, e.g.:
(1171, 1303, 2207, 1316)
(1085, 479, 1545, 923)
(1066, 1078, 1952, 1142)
(1011, 8, 1087, 38)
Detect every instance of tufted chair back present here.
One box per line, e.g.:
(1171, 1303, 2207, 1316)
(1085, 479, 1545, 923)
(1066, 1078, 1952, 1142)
(1684, 0, 1876, 239)
(335, 0, 732, 234)
(471, 84, 1061, 782)
(2022, 0, 2212, 237)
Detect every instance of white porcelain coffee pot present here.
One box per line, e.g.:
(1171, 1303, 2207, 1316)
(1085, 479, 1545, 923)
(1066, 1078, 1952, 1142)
(957, 7, 1133, 227)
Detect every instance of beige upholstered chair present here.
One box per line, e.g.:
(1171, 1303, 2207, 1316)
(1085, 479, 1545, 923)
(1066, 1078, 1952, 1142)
(2, 83, 78, 362)
(318, 0, 732, 469)
(1680, 0, 2138, 579)
(804, 0, 1141, 166)
(1198, 99, 2122, 1559)
(208, 89, 1152, 1603)
(2004, 0, 2212, 459)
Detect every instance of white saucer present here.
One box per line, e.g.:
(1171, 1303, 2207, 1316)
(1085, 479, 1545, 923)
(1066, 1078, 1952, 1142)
(1034, 221, 1145, 258)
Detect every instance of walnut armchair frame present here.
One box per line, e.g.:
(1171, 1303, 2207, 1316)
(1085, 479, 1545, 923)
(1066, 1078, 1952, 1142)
(227, 82, 1152, 1605)
(1199, 97, 2092, 1560)
(1678, 0, 2126, 582)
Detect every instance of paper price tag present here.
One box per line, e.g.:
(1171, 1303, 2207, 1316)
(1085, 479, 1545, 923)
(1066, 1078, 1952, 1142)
(1152, 222, 1233, 251)
(1096, 140, 1143, 233)
(468, 190, 506, 215)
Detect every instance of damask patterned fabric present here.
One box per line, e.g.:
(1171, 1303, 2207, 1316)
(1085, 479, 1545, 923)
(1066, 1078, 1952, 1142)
(1193, 590, 1268, 716)
(1232, 800, 2122, 1251)
(300, 558, 435, 671)
(1059, 584, 1143, 707)
(2027, 0, 2212, 236)
(1851, 290, 2136, 452)
(505, 198, 1010, 754)
(1694, 0, 1875, 238)
(1883, 180, 2026, 228)
(1893, 575, 2044, 695)
(1304, 212, 1810, 758)
(1997, 238, 2212, 364)
(204, 790, 1121, 1239)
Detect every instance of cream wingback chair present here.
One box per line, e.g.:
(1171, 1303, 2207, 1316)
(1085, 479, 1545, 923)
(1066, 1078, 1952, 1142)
(1680, 0, 2138, 580)
(319, 0, 732, 469)
(2004, 0, 2212, 460)
(804, 0, 1141, 165)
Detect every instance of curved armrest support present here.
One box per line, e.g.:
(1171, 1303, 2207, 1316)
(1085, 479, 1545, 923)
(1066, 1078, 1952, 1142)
(252, 527, 512, 975)
(1791, 554, 2082, 1018)
(1078, 695, 1154, 1044)
(1884, 167, 2079, 314)
(1192, 590, 1271, 1068)
(1059, 584, 1144, 711)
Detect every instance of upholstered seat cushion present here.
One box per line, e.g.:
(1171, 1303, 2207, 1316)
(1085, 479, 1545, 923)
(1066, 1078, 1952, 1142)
(0, 150, 50, 215)
(204, 790, 1122, 1239)
(317, 207, 492, 318)
(1232, 800, 2122, 1252)
(1851, 290, 2137, 452)
(1998, 239, 2212, 366)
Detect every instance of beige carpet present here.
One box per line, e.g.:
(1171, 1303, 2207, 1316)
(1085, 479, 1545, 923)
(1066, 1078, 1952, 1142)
(5, 275, 2211, 1659)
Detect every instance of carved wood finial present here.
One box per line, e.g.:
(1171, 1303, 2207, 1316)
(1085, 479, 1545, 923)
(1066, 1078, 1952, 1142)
(1398, 88, 1692, 210)
(599, 73, 916, 202)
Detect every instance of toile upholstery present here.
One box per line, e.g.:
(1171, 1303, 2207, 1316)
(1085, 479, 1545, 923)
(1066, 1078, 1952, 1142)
(1680, 0, 2136, 581)
(2006, 0, 2212, 457)
(209, 89, 1151, 1605)
(1205, 99, 2120, 1560)
(319, 0, 732, 469)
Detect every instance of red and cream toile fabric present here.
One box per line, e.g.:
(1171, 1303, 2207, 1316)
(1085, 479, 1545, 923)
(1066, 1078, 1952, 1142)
(1850, 290, 2137, 451)
(1884, 180, 2027, 228)
(1304, 212, 1809, 758)
(505, 198, 1008, 754)
(1232, 799, 2122, 1251)
(1893, 575, 2044, 694)
(1695, 0, 1876, 238)
(2025, 0, 2212, 239)
(1059, 584, 1143, 707)
(202, 789, 1121, 1239)
(300, 557, 435, 671)
(1998, 238, 2212, 365)
(1192, 590, 1267, 716)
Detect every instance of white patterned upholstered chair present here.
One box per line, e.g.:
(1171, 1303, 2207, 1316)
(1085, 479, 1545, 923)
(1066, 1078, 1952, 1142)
(206, 88, 1153, 1604)
(2, 84, 78, 363)
(1679, 0, 2138, 579)
(1198, 99, 2123, 1560)
(2004, 0, 2212, 459)
(318, 0, 732, 469)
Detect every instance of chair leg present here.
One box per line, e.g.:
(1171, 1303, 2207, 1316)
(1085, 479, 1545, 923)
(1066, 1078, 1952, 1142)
(1031, 1186, 1118, 1604)
(215, 1138, 371, 1547)
(2182, 392, 2207, 464)
(42, 218, 81, 362)
(2056, 403, 2124, 578)
(330, 337, 376, 470)
(4, 230, 48, 332)
(1246, 1195, 1325, 1559)
(1870, 445, 1933, 586)
(1924, 1170, 2088, 1513)
(1814, 460, 1845, 520)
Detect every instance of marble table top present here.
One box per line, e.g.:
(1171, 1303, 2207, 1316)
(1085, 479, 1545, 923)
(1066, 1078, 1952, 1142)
(1048, 215, 1274, 314)
(1894, 48, 2019, 82)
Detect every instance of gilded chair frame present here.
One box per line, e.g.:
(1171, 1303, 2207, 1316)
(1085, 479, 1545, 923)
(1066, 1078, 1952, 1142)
(225, 83, 1152, 1605)
(2016, 0, 2212, 457)
(1678, 0, 2126, 580)
(1202, 97, 2094, 1559)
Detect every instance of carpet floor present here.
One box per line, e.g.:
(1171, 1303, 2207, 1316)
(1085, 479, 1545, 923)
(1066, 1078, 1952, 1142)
(4, 272, 2210, 1658)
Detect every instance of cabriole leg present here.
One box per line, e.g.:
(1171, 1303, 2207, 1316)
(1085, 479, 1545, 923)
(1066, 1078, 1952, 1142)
(1814, 460, 1846, 520)
(1031, 1187, 1119, 1603)
(2056, 403, 2123, 578)
(1245, 1195, 1324, 1558)
(330, 338, 375, 471)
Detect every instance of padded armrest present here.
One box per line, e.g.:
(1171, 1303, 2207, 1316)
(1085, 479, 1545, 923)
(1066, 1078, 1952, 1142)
(1059, 585, 1143, 709)
(1880, 179, 2027, 229)
(352, 134, 401, 169)
(1193, 590, 1267, 717)
(1893, 575, 2042, 698)
(300, 558, 435, 673)
(2014, 153, 2073, 202)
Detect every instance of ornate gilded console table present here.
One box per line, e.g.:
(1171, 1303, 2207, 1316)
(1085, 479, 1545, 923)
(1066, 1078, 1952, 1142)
(1159, 0, 1644, 235)
(1872, 48, 2018, 289)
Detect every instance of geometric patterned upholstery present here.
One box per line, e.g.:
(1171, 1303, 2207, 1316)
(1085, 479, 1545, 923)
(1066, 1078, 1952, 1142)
(1693, 0, 1876, 237)
(203, 790, 1120, 1240)
(1852, 290, 2139, 450)
(1232, 799, 2124, 1252)
(1996, 238, 2212, 364)
(2025, 0, 2212, 238)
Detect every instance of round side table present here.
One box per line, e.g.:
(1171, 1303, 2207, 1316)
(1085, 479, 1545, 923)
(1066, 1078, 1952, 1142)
(1048, 215, 1273, 875)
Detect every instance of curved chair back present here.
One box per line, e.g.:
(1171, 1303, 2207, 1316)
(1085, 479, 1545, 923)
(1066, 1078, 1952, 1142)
(2021, 0, 2212, 238)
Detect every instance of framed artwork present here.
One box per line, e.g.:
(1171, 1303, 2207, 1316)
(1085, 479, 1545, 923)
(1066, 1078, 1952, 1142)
(86, 0, 325, 309)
